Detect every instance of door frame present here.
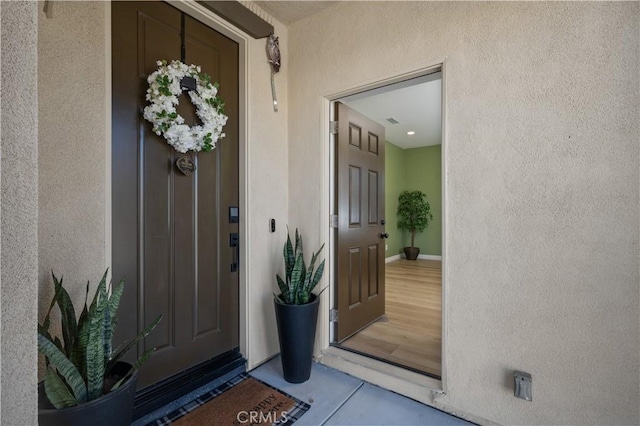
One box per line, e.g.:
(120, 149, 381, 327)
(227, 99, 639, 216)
(105, 0, 253, 366)
(318, 59, 449, 400)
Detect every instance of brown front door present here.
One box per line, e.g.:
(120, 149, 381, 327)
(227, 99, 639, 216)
(335, 102, 386, 341)
(112, 1, 239, 388)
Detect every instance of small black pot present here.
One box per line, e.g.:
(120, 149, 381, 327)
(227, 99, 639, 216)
(404, 247, 420, 260)
(38, 362, 138, 426)
(274, 294, 320, 383)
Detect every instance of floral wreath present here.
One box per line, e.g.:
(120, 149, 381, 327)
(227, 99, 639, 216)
(143, 60, 227, 154)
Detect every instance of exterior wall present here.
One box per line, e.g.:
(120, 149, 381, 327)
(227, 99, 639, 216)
(245, 10, 289, 369)
(38, 1, 108, 339)
(36, 0, 288, 376)
(1, 1, 39, 424)
(288, 2, 639, 425)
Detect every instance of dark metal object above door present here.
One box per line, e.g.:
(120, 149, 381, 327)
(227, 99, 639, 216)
(197, 1, 274, 38)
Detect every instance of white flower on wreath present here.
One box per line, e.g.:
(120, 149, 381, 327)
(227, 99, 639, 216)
(143, 60, 228, 154)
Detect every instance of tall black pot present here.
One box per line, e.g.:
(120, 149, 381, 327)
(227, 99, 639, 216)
(38, 362, 138, 426)
(274, 294, 320, 383)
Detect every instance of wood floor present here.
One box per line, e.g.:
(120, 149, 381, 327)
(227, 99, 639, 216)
(339, 259, 441, 377)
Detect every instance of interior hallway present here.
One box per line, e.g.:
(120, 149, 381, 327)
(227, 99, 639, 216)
(339, 259, 442, 377)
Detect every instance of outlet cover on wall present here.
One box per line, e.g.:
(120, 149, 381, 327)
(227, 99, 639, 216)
(514, 371, 532, 401)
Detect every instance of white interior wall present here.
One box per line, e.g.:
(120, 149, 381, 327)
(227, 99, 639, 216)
(287, 2, 639, 425)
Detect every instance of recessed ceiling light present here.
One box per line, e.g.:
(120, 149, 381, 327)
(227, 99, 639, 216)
(407, 131, 415, 135)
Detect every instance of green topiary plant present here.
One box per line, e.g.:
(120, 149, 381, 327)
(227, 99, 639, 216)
(38, 269, 162, 409)
(275, 228, 325, 305)
(397, 190, 434, 249)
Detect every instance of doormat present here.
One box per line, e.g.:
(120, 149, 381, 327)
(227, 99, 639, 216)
(148, 373, 310, 426)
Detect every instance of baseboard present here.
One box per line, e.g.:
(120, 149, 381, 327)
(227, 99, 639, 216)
(385, 253, 442, 262)
(132, 348, 246, 420)
(417, 254, 442, 261)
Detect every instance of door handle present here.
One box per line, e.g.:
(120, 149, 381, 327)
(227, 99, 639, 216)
(230, 233, 239, 272)
(380, 232, 389, 239)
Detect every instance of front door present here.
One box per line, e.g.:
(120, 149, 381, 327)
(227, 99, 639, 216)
(111, 1, 239, 388)
(335, 102, 386, 341)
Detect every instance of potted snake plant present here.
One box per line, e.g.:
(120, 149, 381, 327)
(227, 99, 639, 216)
(274, 229, 325, 383)
(37, 269, 162, 426)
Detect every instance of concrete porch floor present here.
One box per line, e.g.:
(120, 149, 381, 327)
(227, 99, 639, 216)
(251, 356, 470, 425)
(137, 355, 472, 425)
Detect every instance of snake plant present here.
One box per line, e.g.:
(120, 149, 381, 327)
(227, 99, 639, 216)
(275, 228, 325, 305)
(38, 269, 162, 409)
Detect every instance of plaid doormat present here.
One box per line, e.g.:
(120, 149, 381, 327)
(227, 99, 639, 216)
(147, 373, 310, 426)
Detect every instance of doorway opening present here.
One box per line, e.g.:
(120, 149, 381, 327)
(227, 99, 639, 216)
(329, 69, 444, 379)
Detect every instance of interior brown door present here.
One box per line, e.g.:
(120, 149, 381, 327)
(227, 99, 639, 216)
(335, 102, 386, 342)
(112, 1, 239, 388)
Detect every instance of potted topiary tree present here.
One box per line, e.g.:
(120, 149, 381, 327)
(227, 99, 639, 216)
(397, 190, 434, 260)
(274, 229, 325, 383)
(37, 269, 162, 426)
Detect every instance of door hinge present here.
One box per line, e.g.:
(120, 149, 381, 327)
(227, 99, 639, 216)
(330, 214, 338, 228)
(330, 121, 338, 135)
(330, 309, 339, 322)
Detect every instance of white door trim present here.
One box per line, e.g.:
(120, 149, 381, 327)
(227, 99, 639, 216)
(318, 59, 449, 395)
(106, 0, 254, 366)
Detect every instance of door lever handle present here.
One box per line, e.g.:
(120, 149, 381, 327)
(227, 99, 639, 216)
(380, 232, 389, 239)
(230, 233, 239, 272)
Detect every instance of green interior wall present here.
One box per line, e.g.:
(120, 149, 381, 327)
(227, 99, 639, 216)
(403, 145, 442, 256)
(385, 142, 442, 257)
(384, 141, 406, 256)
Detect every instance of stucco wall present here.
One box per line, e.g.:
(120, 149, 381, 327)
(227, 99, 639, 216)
(38, 1, 108, 337)
(36, 1, 288, 373)
(245, 8, 289, 369)
(1, 1, 39, 424)
(287, 2, 639, 425)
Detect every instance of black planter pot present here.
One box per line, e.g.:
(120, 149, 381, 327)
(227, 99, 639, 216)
(38, 362, 138, 426)
(274, 294, 320, 383)
(404, 246, 420, 260)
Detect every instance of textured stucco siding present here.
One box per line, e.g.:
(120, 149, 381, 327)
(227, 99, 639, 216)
(37, 1, 108, 343)
(287, 2, 639, 425)
(1, 1, 39, 424)
(245, 13, 290, 369)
